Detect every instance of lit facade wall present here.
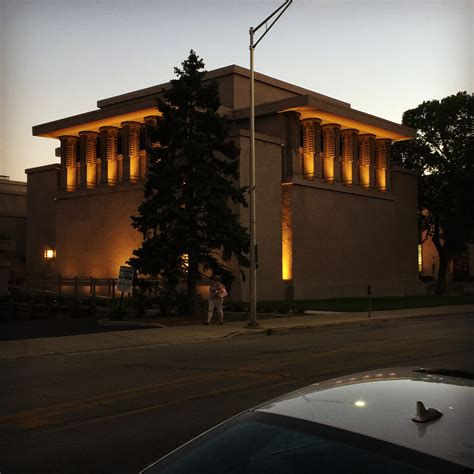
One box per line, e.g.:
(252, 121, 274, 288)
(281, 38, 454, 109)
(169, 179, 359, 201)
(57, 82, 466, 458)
(281, 185, 293, 281)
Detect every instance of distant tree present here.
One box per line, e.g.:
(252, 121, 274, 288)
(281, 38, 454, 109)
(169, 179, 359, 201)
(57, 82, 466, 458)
(129, 51, 249, 316)
(392, 92, 474, 294)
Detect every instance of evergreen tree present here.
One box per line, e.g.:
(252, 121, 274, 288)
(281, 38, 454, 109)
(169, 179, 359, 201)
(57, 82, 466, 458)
(392, 92, 474, 294)
(129, 51, 249, 316)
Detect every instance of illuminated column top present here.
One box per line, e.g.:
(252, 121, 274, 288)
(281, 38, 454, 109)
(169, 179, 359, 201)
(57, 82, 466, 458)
(59, 135, 79, 191)
(282, 111, 301, 180)
(321, 123, 341, 183)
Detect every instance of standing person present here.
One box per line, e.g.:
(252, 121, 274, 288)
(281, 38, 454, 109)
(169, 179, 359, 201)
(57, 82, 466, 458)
(206, 275, 227, 325)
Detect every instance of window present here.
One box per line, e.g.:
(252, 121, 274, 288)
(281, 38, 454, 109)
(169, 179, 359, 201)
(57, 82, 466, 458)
(144, 412, 466, 474)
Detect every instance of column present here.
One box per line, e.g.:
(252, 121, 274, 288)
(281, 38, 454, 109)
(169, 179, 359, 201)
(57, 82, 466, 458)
(99, 126, 119, 185)
(301, 118, 322, 180)
(144, 116, 159, 177)
(282, 111, 302, 181)
(321, 123, 341, 183)
(59, 135, 79, 192)
(340, 129, 359, 186)
(144, 115, 159, 146)
(79, 131, 99, 188)
(121, 121, 141, 182)
(375, 138, 391, 192)
(358, 134, 376, 189)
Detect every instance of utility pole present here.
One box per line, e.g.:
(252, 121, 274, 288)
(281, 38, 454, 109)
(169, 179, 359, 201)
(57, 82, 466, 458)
(247, 0, 293, 328)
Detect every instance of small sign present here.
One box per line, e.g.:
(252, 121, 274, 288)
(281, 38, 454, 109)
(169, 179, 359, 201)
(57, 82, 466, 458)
(117, 266, 134, 293)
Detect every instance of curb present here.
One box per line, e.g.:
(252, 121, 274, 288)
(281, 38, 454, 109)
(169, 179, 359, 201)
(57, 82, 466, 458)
(97, 320, 166, 328)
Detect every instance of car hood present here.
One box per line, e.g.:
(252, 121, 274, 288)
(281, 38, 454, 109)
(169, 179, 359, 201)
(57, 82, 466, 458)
(256, 368, 474, 468)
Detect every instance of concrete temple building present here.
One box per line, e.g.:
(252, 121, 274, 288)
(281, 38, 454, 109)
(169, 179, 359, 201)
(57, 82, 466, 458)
(28, 65, 422, 300)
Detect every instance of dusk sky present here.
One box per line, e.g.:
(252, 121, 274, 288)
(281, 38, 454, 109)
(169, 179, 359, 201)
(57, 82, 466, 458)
(0, 0, 471, 182)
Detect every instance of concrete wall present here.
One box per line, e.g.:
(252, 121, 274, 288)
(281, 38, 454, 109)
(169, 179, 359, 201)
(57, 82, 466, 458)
(390, 168, 421, 293)
(26, 165, 59, 276)
(54, 184, 144, 278)
(0, 178, 27, 287)
(233, 74, 298, 110)
(238, 131, 285, 301)
(288, 169, 421, 298)
(25, 153, 422, 300)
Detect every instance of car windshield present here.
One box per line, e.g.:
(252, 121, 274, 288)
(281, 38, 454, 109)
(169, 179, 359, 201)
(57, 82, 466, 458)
(142, 412, 469, 474)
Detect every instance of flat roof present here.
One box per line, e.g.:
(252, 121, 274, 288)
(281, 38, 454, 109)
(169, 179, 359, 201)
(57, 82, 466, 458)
(32, 65, 414, 141)
(234, 95, 415, 140)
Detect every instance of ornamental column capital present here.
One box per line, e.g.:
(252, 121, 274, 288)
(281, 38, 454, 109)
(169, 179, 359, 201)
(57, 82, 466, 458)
(99, 126, 120, 134)
(340, 128, 359, 136)
(301, 117, 322, 125)
(144, 116, 159, 125)
(121, 120, 142, 130)
(358, 133, 376, 140)
(321, 123, 341, 130)
(78, 130, 99, 138)
(59, 135, 79, 144)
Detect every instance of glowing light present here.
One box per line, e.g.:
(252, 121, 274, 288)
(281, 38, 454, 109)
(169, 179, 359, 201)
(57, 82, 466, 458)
(323, 157, 334, 183)
(359, 165, 370, 188)
(342, 160, 352, 185)
(44, 249, 56, 259)
(181, 254, 189, 271)
(108, 159, 118, 184)
(87, 163, 96, 188)
(66, 166, 77, 191)
(418, 244, 423, 273)
(281, 186, 293, 281)
(303, 152, 314, 179)
(376, 168, 386, 192)
(354, 401, 366, 407)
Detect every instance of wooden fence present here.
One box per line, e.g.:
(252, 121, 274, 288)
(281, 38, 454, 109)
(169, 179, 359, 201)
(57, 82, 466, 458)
(12, 273, 124, 299)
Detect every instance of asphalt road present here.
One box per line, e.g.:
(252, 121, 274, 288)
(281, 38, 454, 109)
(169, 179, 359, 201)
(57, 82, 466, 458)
(0, 318, 150, 341)
(0, 313, 472, 473)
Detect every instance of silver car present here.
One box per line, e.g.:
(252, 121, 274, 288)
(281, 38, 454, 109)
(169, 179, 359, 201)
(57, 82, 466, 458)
(141, 368, 473, 473)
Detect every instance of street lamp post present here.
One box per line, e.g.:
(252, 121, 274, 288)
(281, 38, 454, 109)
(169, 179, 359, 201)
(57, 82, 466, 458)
(247, 0, 293, 328)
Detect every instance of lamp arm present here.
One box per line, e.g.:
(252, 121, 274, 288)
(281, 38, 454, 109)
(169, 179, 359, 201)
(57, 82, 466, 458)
(251, 0, 293, 49)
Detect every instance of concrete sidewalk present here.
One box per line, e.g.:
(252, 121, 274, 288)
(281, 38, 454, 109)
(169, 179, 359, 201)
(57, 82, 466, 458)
(1, 305, 473, 361)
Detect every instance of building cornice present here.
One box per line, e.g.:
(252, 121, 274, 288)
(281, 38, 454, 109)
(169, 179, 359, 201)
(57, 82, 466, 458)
(25, 164, 61, 174)
(234, 95, 415, 141)
(32, 65, 414, 141)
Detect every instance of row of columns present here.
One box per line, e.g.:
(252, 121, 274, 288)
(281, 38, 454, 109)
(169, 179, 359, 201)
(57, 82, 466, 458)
(59, 116, 158, 191)
(284, 112, 391, 192)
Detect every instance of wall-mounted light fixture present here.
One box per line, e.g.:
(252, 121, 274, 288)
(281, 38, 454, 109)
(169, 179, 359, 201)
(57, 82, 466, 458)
(43, 248, 56, 259)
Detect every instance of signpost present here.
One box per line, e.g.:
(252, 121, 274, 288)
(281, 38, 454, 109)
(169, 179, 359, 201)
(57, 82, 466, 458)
(117, 266, 134, 312)
(117, 266, 134, 293)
